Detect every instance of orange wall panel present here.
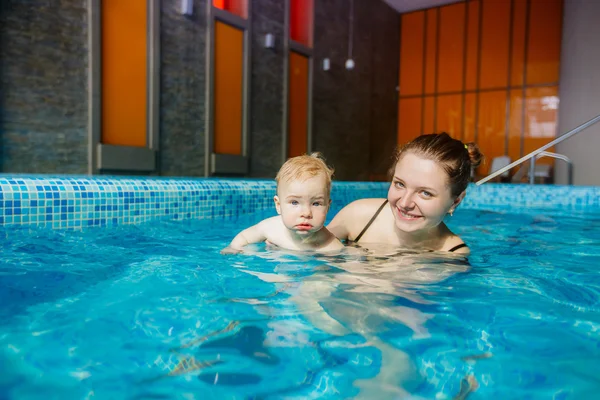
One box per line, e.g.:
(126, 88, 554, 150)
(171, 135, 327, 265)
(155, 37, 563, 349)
(423, 96, 435, 134)
(438, 3, 466, 93)
(399, 12, 424, 96)
(214, 22, 244, 155)
(213, 0, 248, 19)
(288, 52, 309, 158)
(396, 0, 562, 175)
(424, 9, 438, 94)
(398, 98, 422, 143)
(465, 0, 480, 91)
(101, 0, 147, 147)
(477, 91, 507, 173)
(479, 0, 511, 89)
(290, 0, 313, 47)
(527, 0, 562, 85)
(508, 89, 523, 162)
(463, 93, 476, 143)
(436, 94, 462, 139)
(524, 86, 559, 161)
(510, 0, 527, 87)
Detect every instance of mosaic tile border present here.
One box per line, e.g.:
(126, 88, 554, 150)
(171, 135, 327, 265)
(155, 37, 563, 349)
(0, 176, 598, 229)
(460, 183, 600, 209)
(0, 176, 387, 229)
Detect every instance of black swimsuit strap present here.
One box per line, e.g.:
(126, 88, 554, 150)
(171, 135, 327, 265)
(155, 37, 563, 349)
(354, 200, 388, 243)
(448, 243, 468, 252)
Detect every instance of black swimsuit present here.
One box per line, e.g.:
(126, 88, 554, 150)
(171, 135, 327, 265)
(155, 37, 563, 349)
(353, 199, 468, 253)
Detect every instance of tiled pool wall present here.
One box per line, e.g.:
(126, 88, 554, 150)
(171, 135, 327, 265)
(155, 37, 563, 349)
(0, 176, 599, 229)
(0, 177, 388, 229)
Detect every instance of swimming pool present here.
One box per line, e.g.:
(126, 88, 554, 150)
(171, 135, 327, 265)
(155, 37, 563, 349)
(1, 177, 599, 399)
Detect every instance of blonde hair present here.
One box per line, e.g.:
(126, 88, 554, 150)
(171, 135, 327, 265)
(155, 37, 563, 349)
(275, 152, 335, 195)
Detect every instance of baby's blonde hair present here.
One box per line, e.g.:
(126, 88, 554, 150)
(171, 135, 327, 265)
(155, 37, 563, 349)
(275, 152, 335, 195)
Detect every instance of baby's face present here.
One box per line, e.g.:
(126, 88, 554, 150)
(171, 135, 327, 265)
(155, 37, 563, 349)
(274, 174, 331, 236)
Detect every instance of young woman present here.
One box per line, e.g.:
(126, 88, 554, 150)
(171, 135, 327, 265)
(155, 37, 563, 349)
(328, 133, 484, 255)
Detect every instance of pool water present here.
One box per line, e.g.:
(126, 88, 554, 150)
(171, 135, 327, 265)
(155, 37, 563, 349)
(1, 205, 599, 399)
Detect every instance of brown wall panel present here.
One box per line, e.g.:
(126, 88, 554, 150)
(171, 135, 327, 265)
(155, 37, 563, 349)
(214, 21, 244, 155)
(438, 3, 466, 94)
(101, 0, 147, 147)
(399, 12, 425, 96)
(398, 97, 422, 143)
(288, 51, 309, 157)
(479, 0, 511, 89)
(437, 94, 462, 138)
(424, 9, 438, 95)
(477, 90, 506, 173)
(527, 0, 563, 85)
(465, 0, 480, 91)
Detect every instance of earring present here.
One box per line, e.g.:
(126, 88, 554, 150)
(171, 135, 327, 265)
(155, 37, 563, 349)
(449, 209, 454, 217)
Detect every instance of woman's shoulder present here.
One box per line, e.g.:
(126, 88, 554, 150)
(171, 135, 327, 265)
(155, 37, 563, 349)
(342, 198, 389, 211)
(439, 224, 470, 254)
(334, 198, 389, 221)
(328, 198, 388, 239)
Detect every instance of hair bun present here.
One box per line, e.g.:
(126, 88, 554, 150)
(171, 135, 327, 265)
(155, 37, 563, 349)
(465, 142, 484, 169)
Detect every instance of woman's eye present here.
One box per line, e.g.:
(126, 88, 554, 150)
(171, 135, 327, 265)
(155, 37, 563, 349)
(421, 191, 433, 198)
(394, 181, 404, 189)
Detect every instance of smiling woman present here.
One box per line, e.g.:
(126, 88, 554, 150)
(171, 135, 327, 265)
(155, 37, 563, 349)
(328, 133, 484, 254)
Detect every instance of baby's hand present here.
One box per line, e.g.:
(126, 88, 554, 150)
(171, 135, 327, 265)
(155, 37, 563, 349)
(220, 246, 242, 255)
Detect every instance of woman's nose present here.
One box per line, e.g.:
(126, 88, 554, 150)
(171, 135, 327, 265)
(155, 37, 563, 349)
(399, 192, 415, 209)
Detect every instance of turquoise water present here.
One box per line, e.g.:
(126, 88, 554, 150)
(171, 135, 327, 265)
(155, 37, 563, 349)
(1, 206, 600, 399)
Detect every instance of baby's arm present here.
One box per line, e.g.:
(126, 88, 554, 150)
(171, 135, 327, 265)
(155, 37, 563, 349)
(230, 223, 267, 249)
(221, 217, 277, 254)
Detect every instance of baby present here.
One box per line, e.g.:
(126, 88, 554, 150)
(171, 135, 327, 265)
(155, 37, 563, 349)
(222, 153, 344, 253)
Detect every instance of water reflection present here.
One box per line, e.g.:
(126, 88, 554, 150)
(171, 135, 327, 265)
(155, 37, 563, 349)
(228, 244, 474, 399)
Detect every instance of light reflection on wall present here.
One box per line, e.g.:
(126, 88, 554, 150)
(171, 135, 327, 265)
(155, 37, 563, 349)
(528, 95, 559, 138)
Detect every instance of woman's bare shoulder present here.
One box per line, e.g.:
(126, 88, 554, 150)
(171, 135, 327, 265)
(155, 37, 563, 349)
(328, 198, 388, 239)
(340, 198, 388, 212)
(439, 225, 470, 254)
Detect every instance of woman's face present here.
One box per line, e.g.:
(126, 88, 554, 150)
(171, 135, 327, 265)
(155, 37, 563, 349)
(387, 152, 464, 234)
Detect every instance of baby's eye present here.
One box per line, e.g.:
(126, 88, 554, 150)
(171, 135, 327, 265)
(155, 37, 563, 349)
(394, 181, 405, 189)
(290, 200, 299, 205)
(312, 202, 323, 207)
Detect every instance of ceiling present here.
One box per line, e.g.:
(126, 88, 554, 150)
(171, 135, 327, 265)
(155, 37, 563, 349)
(382, 0, 465, 13)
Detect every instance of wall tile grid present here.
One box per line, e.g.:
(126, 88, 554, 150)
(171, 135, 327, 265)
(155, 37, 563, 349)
(0, 177, 598, 229)
(397, 0, 564, 177)
(1, 0, 399, 181)
(0, 0, 88, 174)
(461, 183, 600, 209)
(0, 177, 388, 229)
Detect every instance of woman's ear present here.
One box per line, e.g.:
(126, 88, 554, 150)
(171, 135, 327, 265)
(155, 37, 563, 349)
(451, 191, 466, 211)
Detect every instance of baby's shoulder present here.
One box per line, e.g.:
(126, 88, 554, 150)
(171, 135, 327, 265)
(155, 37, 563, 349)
(258, 215, 285, 232)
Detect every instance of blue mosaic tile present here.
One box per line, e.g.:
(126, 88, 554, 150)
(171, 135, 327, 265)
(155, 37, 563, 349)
(0, 176, 598, 230)
(461, 183, 600, 209)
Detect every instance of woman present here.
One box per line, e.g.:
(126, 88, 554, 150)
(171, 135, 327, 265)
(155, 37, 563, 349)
(328, 132, 484, 255)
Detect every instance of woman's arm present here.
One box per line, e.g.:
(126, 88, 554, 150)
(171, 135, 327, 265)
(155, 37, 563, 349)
(328, 198, 383, 241)
(327, 204, 353, 240)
